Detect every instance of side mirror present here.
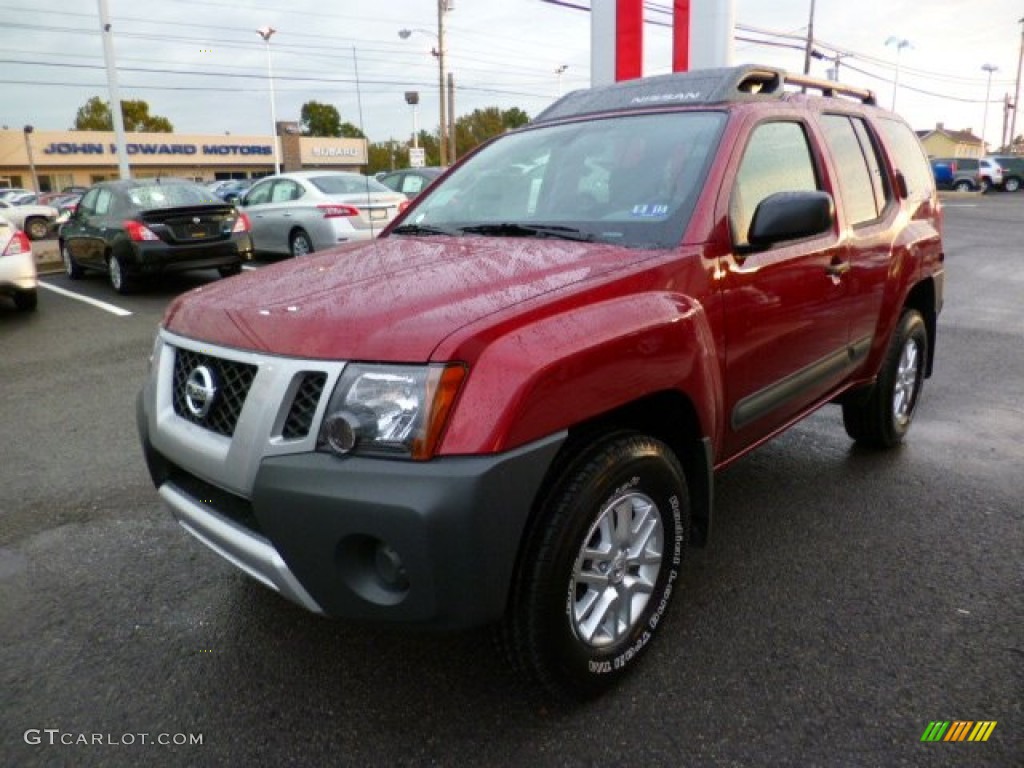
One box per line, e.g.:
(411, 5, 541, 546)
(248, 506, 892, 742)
(747, 190, 834, 249)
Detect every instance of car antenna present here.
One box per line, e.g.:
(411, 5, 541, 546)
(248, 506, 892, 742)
(352, 46, 376, 239)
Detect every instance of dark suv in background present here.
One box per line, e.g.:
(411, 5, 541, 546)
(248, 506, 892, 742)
(985, 155, 1024, 192)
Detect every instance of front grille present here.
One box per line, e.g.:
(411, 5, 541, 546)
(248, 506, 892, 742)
(282, 372, 327, 439)
(167, 463, 262, 535)
(172, 348, 257, 437)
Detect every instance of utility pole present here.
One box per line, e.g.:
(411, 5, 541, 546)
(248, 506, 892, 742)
(447, 71, 456, 165)
(803, 0, 817, 75)
(1011, 17, 1024, 152)
(1003, 93, 1012, 151)
(436, 0, 448, 166)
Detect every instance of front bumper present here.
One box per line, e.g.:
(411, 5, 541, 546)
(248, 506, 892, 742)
(138, 390, 564, 629)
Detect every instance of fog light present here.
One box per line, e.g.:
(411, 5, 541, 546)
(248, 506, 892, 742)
(321, 412, 361, 455)
(374, 542, 409, 591)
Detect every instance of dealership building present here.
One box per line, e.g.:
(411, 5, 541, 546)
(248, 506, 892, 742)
(0, 128, 368, 192)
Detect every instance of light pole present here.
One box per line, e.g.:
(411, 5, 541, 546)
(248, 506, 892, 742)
(555, 64, 568, 97)
(404, 91, 420, 149)
(257, 25, 281, 175)
(885, 37, 912, 112)
(981, 64, 999, 153)
(399, 1, 453, 165)
(22, 126, 39, 193)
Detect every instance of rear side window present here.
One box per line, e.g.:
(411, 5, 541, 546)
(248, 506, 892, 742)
(877, 118, 934, 198)
(820, 115, 889, 226)
(730, 121, 819, 246)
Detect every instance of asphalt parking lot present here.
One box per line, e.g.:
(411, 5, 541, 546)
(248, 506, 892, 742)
(1, 195, 1021, 767)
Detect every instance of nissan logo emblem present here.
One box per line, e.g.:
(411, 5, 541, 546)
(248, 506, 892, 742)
(184, 365, 217, 419)
(192, 216, 201, 224)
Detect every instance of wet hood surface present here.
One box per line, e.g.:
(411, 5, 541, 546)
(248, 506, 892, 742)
(163, 234, 644, 361)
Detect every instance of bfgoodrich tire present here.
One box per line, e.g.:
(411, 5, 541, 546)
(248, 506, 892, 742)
(842, 309, 928, 449)
(500, 432, 689, 699)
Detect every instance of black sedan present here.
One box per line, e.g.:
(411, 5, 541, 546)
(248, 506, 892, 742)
(59, 179, 253, 293)
(376, 167, 445, 200)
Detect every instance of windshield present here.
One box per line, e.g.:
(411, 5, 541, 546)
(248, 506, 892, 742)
(399, 111, 726, 248)
(311, 175, 394, 195)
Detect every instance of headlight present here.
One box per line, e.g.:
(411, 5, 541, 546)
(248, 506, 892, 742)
(317, 363, 467, 460)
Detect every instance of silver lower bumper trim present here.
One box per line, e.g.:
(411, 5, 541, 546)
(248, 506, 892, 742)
(158, 484, 324, 615)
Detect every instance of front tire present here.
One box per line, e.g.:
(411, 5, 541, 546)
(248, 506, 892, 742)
(1004, 177, 1021, 193)
(218, 264, 242, 278)
(13, 289, 37, 312)
(501, 433, 689, 699)
(290, 230, 313, 258)
(953, 180, 974, 193)
(842, 309, 928, 449)
(61, 242, 84, 279)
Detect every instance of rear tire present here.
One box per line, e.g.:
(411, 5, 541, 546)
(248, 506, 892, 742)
(13, 289, 37, 312)
(108, 254, 133, 294)
(500, 432, 689, 699)
(953, 180, 974, 193)
(24, 217, 49, 241)
(842, 309, 928, 449)
(1004, 177, 1021, 193)
(290, 230, 313, 258)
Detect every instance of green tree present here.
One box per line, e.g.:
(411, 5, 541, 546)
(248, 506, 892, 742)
(72, 96, 173, 132)
(367, 141, 407, 175)
(454, 106, 530, 158)
(339, 122, 366, 139)
(300, 100, 342, 137)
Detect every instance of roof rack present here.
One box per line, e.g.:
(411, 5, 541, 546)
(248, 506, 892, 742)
(533, 65, 877, 124)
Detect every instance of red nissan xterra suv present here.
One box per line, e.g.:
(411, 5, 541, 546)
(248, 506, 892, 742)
(138, 66, 944, 698)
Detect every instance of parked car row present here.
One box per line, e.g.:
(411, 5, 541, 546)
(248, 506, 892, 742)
(930, 155, 1024, 192)
(50, 171, 409, 294)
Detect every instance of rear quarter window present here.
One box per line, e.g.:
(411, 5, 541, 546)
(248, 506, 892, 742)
(877, 118, 935, 198)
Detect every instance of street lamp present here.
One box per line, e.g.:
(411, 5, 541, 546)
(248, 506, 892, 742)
(981, 63, 999, 152)
(257, 25, 281, 175)
(885, 37, 912, 112)
(399, 1, 453, 165)
(23, 126, 39, 193)
(555, 64, 568, 97)
(404, 91, 420, 149)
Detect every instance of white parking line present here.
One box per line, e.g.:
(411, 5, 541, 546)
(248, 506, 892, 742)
(241, 264, 258, 271)
(38, 282, 133, 317)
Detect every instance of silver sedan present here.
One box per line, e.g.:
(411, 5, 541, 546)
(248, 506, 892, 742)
(239, 171, 406, 257)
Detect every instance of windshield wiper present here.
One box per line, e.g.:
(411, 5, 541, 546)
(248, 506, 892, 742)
(390, 223, 457, 236)
(457, 223, 595, 242)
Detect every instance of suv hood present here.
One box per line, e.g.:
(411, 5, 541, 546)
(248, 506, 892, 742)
(163, 235, 645, 361)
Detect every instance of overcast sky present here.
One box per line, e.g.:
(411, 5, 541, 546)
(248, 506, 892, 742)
(3, 0, 1022, 150)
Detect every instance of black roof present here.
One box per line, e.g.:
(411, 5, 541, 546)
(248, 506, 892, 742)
(534, 65, 876, 124)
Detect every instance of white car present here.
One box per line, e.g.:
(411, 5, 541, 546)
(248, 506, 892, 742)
(978, 158, 1005, 192)
(238, 171, 406, 257)
(0, 218, 37, 311)
(0, 199, 57, 240)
